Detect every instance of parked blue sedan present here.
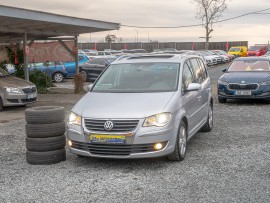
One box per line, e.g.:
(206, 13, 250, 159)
(64, 54, 89, 77)
(29, 62, 67, 83)
(218, 57, 270, 103)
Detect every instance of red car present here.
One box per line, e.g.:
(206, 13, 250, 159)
(248, 45, 268, 56)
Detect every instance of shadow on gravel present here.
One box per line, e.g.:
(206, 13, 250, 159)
(217, 99, 270, 106)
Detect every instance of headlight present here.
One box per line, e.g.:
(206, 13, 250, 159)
(218, 80, 228, 86)
(68, 112, 81, 126)
(143, 113, 172, 127)
(5, 87, 23, 94)
(260, 81, 270, 85)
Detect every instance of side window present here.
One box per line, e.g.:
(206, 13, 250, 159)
(182, 62, 194, 94)
(190, 58, 203, 84)
(197, 58, 208, 81)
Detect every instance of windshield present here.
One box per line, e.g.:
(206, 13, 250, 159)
(92, 63, 179, 93)
(229, 47, 240, 52)
(228, 60, 270, 72)
(0, 68, 9, 76)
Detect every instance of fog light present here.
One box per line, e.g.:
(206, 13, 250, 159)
(154, 143, 163, 150)
(68, 140, 72, 147)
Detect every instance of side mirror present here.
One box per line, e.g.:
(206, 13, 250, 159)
(87, 84, 94, 91)
(222, 68, 227, 73)
(186, 83, 201, 91)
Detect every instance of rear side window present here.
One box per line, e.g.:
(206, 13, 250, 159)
(197, 58, 208, 81)
(190, 58, 203, 84)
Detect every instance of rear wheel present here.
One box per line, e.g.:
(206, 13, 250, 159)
(53, 72, 64, 83)
(0, 97, 3, 112)
(168, 121, 187, 161)
(218, 97, 227, 103)
(201, 102, 213, 132)
(80, 70, 88, 82)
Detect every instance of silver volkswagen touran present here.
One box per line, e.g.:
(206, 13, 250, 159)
(67, 54, 213, 161)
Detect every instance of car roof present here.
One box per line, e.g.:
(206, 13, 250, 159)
(111, 54, 199, 64)
(234, 57, 269, 61)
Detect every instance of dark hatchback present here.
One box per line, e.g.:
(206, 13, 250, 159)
(218, 57, 270, 103)
(79, 57, 117, 82)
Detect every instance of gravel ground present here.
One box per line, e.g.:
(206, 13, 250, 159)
(0, 64, 270, 203)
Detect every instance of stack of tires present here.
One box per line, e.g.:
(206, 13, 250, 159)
(25, 106, 66, 165)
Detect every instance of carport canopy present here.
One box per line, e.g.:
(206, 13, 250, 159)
(0, 5, 120, 80)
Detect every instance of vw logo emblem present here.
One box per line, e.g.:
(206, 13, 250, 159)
(104, 121, 114, 131)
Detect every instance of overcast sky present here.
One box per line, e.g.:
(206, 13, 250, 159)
(1, 0, 270, 45)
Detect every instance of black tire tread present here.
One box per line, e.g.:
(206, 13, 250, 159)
(25, 106, 65, 124)
(26, 135, 66, 152)
(26, 121, 66, 138)
(26, 149, 66, 165)
(0, 97, 3, 112)
(218, 97, 226, 103)
(201, 103, 213, 132)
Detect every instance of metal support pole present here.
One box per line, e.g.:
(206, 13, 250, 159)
(75, 35, 79, 74)
(23, 33, 29, 81)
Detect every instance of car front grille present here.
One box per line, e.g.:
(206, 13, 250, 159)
(228, 83, 258, 90)
(84, 119, 139, 132)
(71, 141, 167, 156)
(22, 98, 37, 103)
(22, 86, 36, 94)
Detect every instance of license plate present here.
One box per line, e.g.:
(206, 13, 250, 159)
(27, 93, 37, 99)
(235, 91, 251, 95)
(90, 134, 126, 144)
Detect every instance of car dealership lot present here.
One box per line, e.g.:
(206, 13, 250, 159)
(0, 64, 269, 203)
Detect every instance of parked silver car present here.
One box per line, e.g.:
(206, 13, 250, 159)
(0, 68, 37, 111)
(67, 54, 213, 161)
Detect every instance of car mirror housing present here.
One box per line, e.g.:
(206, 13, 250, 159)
(222, 68, 227, 73)
(186, 83, 201, 91)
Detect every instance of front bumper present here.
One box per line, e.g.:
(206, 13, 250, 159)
(2, 92, 37, 106)
(218, 84, 270, 100)
(66, 120, 178, 159)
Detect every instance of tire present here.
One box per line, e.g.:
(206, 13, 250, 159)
(53, 72, 64, 83)
(26, 121, 66, 138)
(218, 97, 227, 103)
(26, 135, 66, 152)
(26, 149, 66, 165)
(201, 102, 213, 132)
(168, 121, 187, 161)
(80, 70, 88, 82)
(25, 106, 65, 124)
(0, 97, 3, 112)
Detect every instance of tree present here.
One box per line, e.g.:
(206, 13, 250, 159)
(193, 0, 227, 49)
(105, 34, 117, 43)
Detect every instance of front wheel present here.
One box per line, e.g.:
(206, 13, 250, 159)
(218, 97, 227, 103)
(53, 72, 64, 83)
(168, 121, 187, 161)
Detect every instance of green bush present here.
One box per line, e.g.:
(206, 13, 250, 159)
(29, 69, 52, 93)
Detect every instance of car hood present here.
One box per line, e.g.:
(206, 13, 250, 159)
(72, 92, 176, 119)
(220, 72, 270, 83)
(0, 76, 34, 88)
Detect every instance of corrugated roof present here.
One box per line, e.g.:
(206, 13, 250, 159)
(0, 5, 120, 42)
